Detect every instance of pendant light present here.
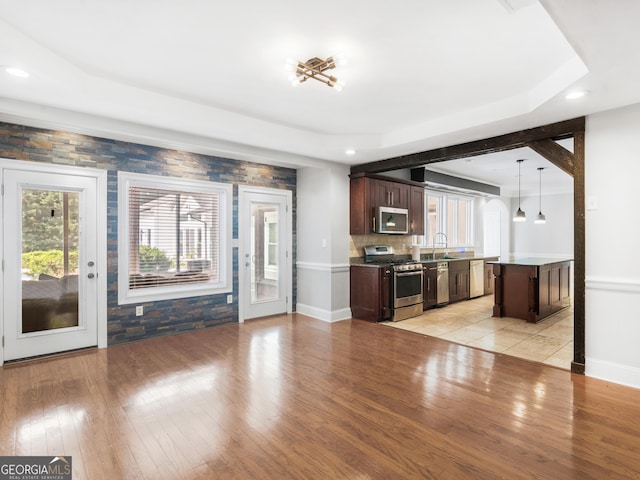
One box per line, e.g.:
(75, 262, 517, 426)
(513, 159, 526, 222)
(535, 167, 546, 224)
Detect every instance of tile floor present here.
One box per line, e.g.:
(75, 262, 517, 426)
(383, 295, 574, 369)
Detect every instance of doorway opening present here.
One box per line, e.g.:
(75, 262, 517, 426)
(350, 117, 585, 373)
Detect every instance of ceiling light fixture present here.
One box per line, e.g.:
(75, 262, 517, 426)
(513, 159, 526, 222)
(535, 167, 546, 224)
(345, 148, 356, 156)
(5, 67, 29, 78)
(565, 90, 585, 100)
(286, 56, 344, 90)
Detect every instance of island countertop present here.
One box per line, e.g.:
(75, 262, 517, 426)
(487, 257, 573, 266)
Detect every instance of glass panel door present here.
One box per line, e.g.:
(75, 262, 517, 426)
(3, 169, 98, 361)
(240, 188, 290, 320)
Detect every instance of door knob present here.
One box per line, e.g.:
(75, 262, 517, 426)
(87, 273, 95, 279)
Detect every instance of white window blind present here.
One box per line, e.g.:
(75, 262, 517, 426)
(128, 186, 220, 289)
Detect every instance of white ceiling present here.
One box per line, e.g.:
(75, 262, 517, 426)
(420, 144, 574, 198)
(1, 0, 639, 192)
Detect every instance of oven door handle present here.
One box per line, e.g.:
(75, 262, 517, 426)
(395, 271, 423, 277)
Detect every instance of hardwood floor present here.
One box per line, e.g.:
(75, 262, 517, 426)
(2, 314, 640, 479)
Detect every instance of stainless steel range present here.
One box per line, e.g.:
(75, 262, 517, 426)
(363, 245, 424, 322)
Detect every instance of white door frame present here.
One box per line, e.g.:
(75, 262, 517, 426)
(238, 186, 292, 323)
(0, 158, 108, 365)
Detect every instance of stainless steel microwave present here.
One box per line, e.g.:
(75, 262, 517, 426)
(375, 206, 409, 234)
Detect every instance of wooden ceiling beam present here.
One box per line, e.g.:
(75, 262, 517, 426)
(526, 138, 575, 176)
(350, 117, 585, 174)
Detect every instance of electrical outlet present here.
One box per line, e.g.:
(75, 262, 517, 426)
(136, 305, 143, 316)
(227, 294, 233, 304)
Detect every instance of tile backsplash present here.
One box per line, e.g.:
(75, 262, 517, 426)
(350, 235, 474, 259)
(350, 234, 414, 258)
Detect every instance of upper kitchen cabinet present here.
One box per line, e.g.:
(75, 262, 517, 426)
(374, 179, 409, 209)
(350, 173, 425, 235)
(409, 185, 424, 235)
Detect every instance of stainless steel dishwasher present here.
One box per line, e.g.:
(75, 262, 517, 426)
(469, 260, 484, 298)
(436, 262, 449, 305)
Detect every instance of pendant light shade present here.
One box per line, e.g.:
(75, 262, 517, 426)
(535, 167, 546, 224)
(513, 159, 526, 222)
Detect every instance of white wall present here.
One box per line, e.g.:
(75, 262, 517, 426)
(296, 165, 351, 321)
(584, 102, 640, 388)
(510, 192, 574, 257)
(482, 198, 510, 259)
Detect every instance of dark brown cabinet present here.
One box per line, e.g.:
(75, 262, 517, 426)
(349, 175, 373, 234)
(484, 258, 498, 295)
(350, 265, 391, 322)
(492, 259, 571, 323)
(349, 173, 424, 235)
(374, 179, 409, 209)
(410, 186, 425, 235)
(538, 261, 572, 320)
(448, 260, 470, 304)
(423, 262, 438, 310)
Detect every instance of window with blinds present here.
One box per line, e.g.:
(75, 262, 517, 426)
(118, 172, 232, 304)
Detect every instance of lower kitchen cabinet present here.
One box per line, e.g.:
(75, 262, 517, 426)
(492, 259, 571, 323)
(423, 263, 438, 309)
(350, 265, 391, 322)
(484, 258, 498, 295)
(448, 260, 470, 303)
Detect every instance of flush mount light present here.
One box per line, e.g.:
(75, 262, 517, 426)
(286, 56, 345, 90)
(5, 67, 29, 78)
(565, 90, 585, 100)
(345, 148, 356, 156)
(513, 159, 526, 222)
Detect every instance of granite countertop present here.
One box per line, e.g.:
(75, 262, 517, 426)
(350, 255, 499, 266)
(420, 255, 498, 263)
(487, 257, 573, 266)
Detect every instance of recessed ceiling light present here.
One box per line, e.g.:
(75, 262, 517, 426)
(565, 91, 586, 100)
(5, 67, 29, 78)
(345, 149, 356, 156)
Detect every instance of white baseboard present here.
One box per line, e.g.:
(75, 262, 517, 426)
(586, 357, 640, 390)
(296, 304, 351, 323)
(296, 261, 350, 273)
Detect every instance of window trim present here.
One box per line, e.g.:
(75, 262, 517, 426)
(424, 189, 475, 248)
(117, 172, 232, 305)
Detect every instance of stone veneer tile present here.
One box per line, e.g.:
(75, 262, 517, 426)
(0, 121, 297, 345)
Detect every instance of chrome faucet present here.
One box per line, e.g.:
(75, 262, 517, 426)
(432, 232, 448, 260)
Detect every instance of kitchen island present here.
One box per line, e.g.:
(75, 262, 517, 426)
(490, 258, 572, 323)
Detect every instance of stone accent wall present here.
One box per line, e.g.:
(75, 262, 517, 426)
(0, 122, 297, 344)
